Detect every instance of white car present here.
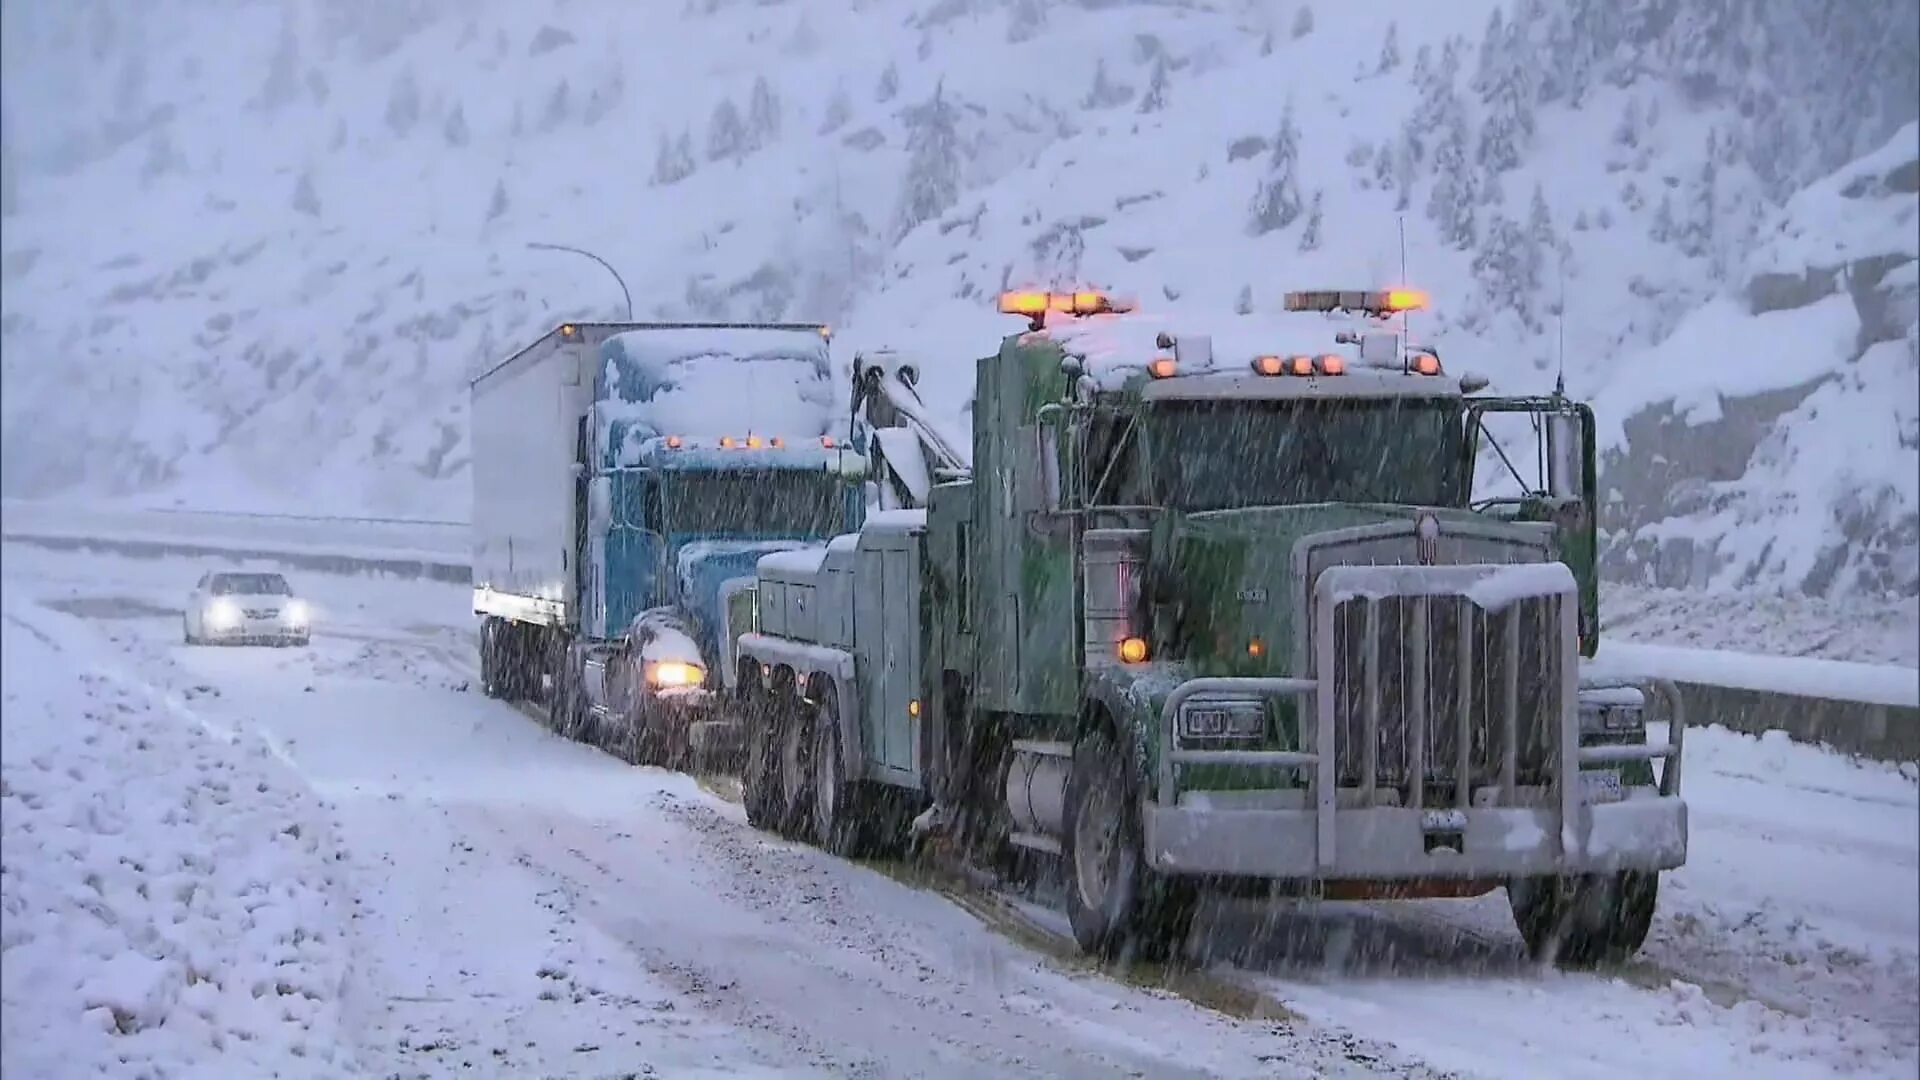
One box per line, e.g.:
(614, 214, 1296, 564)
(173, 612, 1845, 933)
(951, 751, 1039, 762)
(183, 571, 311, 646)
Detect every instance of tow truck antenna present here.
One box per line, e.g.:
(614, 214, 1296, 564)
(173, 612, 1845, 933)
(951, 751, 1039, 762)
(1397, 213, 1413, 363)
(1555, 249, 1567, 398)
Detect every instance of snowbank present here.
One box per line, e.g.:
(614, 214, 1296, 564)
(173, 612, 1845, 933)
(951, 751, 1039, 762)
(0, 603, 361, 1078)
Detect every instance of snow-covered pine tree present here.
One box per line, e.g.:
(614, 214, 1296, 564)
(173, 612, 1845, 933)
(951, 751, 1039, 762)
(1376, 21, 1401, 74)
(541, 79, 571, 132)
(260, 12, 302, 112)
(386, 68, 421, 136)
(1138, 54, 1171, 113)
(706, 98, 746, 162)
(1476, 15, 1537, 173)
(1235, 284, 1254, 315)
(292, 169, 321, 216)
(819, 82, 852, 134)
(1084, 59, 1132, 108)
(1470, 8, 1505, 96)
(652, 129, 697, 185)
(1423, 76, 1479, 248)
(443, 104, 470, 147)
(1650, 192, 1676, 244)
(747, 75, 782, 148)
(1246, 98, 1304, 236)
(1006, 0, 1046, 43)
(1681, 130, 1719, 267)
(1298, 191, 1324, 252)
(892, 81, 961, 240)
(1471, 211, 1540, 331)
(1290, 6, 1314, 39)
(876, 62, 900, 103)
(1612, 96, 1642, 149)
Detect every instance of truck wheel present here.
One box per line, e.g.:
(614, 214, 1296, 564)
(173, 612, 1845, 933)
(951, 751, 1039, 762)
(776, 690, 814, 842)
(1063, 726, 1197, 963)
(1508, 871, 1659, 968)
(811, 689, 870, 857)
(741, 680, 781, 830)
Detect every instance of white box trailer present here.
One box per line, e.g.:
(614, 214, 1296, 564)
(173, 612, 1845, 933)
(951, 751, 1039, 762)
(471, 323, 599, 629)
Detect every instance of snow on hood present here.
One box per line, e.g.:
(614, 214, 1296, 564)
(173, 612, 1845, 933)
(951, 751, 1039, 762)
(628, 607, 704, 665)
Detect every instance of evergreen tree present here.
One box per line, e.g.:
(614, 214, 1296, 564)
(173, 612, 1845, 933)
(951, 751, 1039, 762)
(1612, 96, 1642, 149)
(1650, 192, 1676, 244)
(706, 98, 746, 161)
(1681, 130, 1719, 266)
(292, 169, 321, 216)
(747, 75, 782, 148)
(1527, 183, 1556, 252)
(1471, 9, 1506, 97)
(260, 13, 302, 112)
(1234, 283, 1253, 315)
(875, 62, 900, 103)
(486, 177, 509, 223)
(892, 81, 961, 240)
(385, 69, 421, 136)
(1424, 76, 1479, 248)
(652, 128, 697, 185)
(1476, 16, 1537, 172)
(1376, 21, 1401, 74)
(1246, 98, 1304, 236)
(1471, 211, 1540, 331)
(819, 83, 852, 134)
(1084, 59, 1132, 108)
(1297, 191, 1324, 252)
(443, 103, 470, 147)
(1290, 6, 1314, 39)
(541, 79, 571, 132)
(1138, 54, 1171, 113)
(1006, 0, 1046, 43)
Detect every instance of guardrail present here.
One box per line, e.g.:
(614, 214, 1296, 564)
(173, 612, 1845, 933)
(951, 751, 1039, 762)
(1586, 641, 1919, 763)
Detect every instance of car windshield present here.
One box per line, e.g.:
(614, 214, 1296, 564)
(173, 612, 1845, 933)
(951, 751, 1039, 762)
(663, 470, 845, 537)
(1144, 397, 1467, 510)
(211, 573, 292, 596)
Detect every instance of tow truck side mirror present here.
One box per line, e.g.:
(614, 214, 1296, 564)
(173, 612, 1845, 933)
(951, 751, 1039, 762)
(1545, 412, 1583, 501)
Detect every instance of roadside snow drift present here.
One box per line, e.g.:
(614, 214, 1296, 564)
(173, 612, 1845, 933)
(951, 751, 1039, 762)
(0, 603, 360, 1079)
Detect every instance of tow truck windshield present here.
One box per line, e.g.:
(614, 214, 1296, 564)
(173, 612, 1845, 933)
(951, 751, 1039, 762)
(1145, 397, 1467, 510)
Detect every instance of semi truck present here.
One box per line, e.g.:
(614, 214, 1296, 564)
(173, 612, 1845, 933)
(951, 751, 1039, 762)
(471, 320, 868, 766)
(730, 288, 1689, 968)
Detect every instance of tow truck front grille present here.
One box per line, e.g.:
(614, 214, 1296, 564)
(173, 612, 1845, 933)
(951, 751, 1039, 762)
(1323, 593, 1563, 805)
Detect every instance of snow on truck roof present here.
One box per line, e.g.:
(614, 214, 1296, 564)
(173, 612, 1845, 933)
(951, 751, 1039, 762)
(596, 325, 839, 461)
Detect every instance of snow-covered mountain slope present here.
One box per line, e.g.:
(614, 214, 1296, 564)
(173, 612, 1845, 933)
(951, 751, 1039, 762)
(2, 0, 1915, 596)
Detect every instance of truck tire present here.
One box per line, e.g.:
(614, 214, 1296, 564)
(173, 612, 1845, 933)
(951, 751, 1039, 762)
(1508, 871, 1659, 968)
(775, 683, 814, 842)
(811, 688, 871, 857)
(1062, 726, 1198, 963)
(740, 678, 781, 830)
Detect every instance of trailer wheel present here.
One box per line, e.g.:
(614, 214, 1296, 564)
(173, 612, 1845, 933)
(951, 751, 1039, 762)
(740, 676, 780, 830)
(1063, 726, 1197, 963)
(1508, 871, 1659, 968)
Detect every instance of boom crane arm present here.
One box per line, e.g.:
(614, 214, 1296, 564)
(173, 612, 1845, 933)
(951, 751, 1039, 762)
(853, 350, 972, 509)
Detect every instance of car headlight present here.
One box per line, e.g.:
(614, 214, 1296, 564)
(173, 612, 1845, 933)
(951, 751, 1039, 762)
(1177, 699, 1266, 742)
(1579, 686, 1646, 736)
(646, 660, 705, 688)
(206, 599, 241, 628)
(284, 600, 310, 625)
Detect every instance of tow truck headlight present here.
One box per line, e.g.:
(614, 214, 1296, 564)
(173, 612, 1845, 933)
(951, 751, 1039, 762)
(646, 660, 705, 688)
(1178, 700, 1266, 742)
(1579, 687, 1646, 736)
(206, 599, 241, 629)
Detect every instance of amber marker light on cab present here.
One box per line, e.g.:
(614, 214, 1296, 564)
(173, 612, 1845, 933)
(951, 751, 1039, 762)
(1147, 356, 1177, 379)
(1317, 354, 1347, 375)
(1118, 636, 1150, 663)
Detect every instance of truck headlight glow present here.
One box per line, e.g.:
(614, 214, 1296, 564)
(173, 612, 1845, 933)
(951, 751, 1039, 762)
(647, 660, 705, 688)
(284, 600, 310, 625)
(1178, 700, 1266, 742)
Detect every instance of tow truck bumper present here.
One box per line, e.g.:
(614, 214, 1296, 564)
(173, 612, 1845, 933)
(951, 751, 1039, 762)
(1143, 792, 1688, 879)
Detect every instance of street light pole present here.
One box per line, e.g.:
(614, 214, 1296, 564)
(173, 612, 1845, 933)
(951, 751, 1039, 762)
(526, 241, 634, 321)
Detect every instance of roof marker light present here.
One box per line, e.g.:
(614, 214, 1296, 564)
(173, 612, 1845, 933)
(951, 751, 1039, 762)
(1253, 355, 1285, 376)
(1317, 354, 1347, 375)
(1147, 356, 1177, 379)
(1284, 288, 1431, 317)
(666, 435, 684, 449)
(746, 435, 764, 449)
(1412, 352, 1442, 376)
(720, 436, 737, 449)
(820, 434, 837, 449)
(769, 436, 785, 449)
(1288, 355, 1314, 376)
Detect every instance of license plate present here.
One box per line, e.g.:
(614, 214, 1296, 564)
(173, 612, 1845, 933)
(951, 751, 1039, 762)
(1580, 770, 1625, 804)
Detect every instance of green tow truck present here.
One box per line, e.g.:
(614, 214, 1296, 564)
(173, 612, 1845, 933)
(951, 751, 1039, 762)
(731, 287, 1688, 966)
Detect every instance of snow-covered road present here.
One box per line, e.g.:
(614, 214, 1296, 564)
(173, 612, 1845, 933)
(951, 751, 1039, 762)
(4, 545, 1915, 1079)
